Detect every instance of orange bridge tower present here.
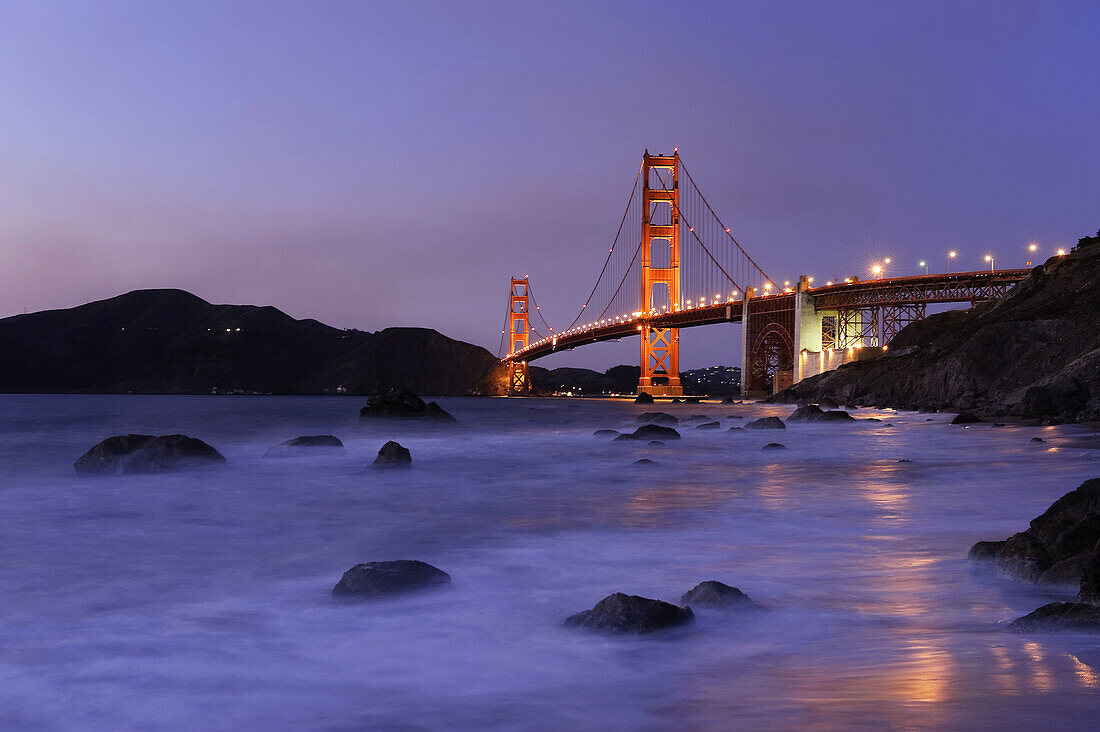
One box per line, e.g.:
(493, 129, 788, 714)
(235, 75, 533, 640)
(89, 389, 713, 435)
(507, 277, 531, 394)
(638, 151, 683, 396)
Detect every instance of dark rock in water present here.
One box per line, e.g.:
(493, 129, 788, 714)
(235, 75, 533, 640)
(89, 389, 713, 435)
(331, 560, 450, 599)
(564, 593, 694, 634)
(696, 421, 721, 430)
(993, 423, 1007, 427)
(265, 435, 343, 457)
(819, 397, 839, 410)
(745, 417, 785, 430)
(633, 424, 681, 440)
(727, 415, 744, 419)
(647, 440, 664, 446)
(634, 458, 657, 465)
(685, 414, 709, 421)
(593, 429, 619, 437)
(614, 433, 637, 442)
(634, 392, 655, 404)
(897, 459, 913, 463)
(789, 405, 855, 423)
(684, 397, 701, 404)
(360, 388, 455, 422)
(728, 426, 745, 432)
(969, 540, 1008, 560)
(951, 411, 983, 424)
(1008, 602, 1100, 632)
(680, 581, 762, 610)
(971, 478, 1100, 584)
(372, 440, 411, 467)
(636, 411, 678, 425)
(762, 443, 786, 450)
(671, 398, 683, 404)
(722, 396, 737, 404)
(1031, 437, 1046, 443)
(74, 434, 225, 474)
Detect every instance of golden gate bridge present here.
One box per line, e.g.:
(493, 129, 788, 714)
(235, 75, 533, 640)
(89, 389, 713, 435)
(499, 150, 1029, 397)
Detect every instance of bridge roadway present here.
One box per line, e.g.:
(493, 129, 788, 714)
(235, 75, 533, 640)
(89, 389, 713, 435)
(510, 268, 1031, 363)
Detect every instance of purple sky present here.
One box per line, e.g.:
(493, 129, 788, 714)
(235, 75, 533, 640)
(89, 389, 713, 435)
(1, 1, 1097, 369)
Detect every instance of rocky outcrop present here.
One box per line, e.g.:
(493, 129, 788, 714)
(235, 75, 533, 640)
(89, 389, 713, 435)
(373, 441, 412, 467)
(264, 435, 343, 457)
(359, 389, 455, 421)
(970, 478, 1100, 584)
(1008, 602, 1100, 632)
(631, 424, 681, 441)
(564, 593, 694, 634)
(331, 560, 450, 599)
(745, 417, 785, 430)
(74, 434, 225, 474)
(951, 411, 983, 424)
(769, 234, 1100, 423)
(788, 405, 855, 422)
(680, 581, 762, 610)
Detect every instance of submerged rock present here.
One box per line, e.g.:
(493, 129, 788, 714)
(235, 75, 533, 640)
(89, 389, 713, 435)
(265, 435, 344, 457)
(331, 560, 450, 599)
(634, 392, 655, 404)
(74, 434, 226, 474)
(745, 417, 785, 430)
(635, 411, 678, 425)
(680, 581, 762, 610)
(373, 440, 411, 467)
(762, 443, 787, 450)
(684, 397, 701, 404)
(1031, 437, 1046, 443)
(727, 426, 745, 432)
(951, 411, 984, 424)
(696, 421, 721, 430)
(634, 458, 657, 465)
(359, 388, 455, 422)
(564, 593, 694, 634)
(632, 424, 681, 440)
(1008, 602, 1100, 632)
(647, 440, 664, 446)
(593, 429, 619, 437)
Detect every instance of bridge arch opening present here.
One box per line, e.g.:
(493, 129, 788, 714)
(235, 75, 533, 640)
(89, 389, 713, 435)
(649, 237, 671, 269)
(513, 320, 526, 335)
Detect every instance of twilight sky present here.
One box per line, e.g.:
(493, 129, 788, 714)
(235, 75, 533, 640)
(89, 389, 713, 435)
(1, 1, 1097, 369)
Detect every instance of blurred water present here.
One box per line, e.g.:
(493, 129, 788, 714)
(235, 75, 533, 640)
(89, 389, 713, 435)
(0, 395, 1099, 730)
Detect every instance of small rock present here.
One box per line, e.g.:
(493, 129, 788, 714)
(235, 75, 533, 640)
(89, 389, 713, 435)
(614, 433, 637, 442)
(634, 392, 655, 404)
(727, 415, 744, 419)
(864, 417, 882, 422)
(897, 459, 913, 463)
(647, 440, 664, 446)
(993, 423, 1007, 428)
(762, 443, 786, 450)
(636, 411, 678, 425)
(564, 593, 694, 634)
(634, 458, 657, 465)
(684, 397, 701, 404)
(951, 411, 983, 425)
(359, 388, 455, 422)
(74, 434, 226, 474)
(1031, 437, 1046, 443)
(680, 581, 762, 610)
(696, 421, 721, 430)
(1008, 602, 1100, 632)
(331, 560, 450, 599)
(671, 398, 683, 404)
(265, 435, 344, 457)
(728, 426, 745, 432)
(372, 440, 411, 467)
(632, 424, 681, 440)
(745, 417, 785, 430)
(593, 429, 619, 437)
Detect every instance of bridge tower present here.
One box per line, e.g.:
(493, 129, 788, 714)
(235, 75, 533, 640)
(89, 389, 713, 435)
(638, 151, 684, 397)
(507, 277, 531, 394)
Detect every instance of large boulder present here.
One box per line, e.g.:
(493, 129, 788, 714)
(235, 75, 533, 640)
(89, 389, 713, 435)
(564, 593, 694, 634)
(680, 581, 762, 610)
(264, 435, 344, 457)
(1007, 602, 1100, 632)
(951, 411, 984, 424)
(74, 434, 226, 474)
(695, 421, 721, 430)
(635, 412, 678, 425)
(360, 388, 455, 421)
(331, 560, 451, 599)
(745, 416, 786, 430)
(373, 440, 412, 467)
(634, 392, 655, 404)
(632, 424, 681, 440)
(788, 406, 856, 423)
(969, 478, 1100, 584)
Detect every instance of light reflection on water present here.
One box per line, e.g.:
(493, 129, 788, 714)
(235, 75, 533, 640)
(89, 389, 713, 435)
(0, 395, 1098, 729)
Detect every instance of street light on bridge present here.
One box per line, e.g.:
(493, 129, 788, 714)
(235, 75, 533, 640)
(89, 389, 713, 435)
(883, 257, 892, 277)
(919, 260, 928, 275)
(871, 264, 882, 278)
(948, 251, 957, 273)
(1027, 243, 1037, 266)
(985, 254, 994, 272)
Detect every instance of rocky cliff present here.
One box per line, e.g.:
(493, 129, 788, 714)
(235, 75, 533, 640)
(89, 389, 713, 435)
(773, 231, 1100, 423)
(0, 289, 507, 395)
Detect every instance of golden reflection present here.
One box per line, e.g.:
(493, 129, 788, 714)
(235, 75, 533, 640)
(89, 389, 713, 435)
(988, 644, 1019, 693)
(622, 483, 731, 526)
(853, 462, 909, 520)
(1023, 641, 1054, 693)
(1067, 653, 1099, 689)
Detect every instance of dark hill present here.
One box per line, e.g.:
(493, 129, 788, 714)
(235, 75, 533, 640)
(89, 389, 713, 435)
(0, 289, 506, 395)
(773, 231, 1100, 423)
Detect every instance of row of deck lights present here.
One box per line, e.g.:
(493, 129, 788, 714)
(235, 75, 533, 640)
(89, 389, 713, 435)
(511, 243, 1069, 357)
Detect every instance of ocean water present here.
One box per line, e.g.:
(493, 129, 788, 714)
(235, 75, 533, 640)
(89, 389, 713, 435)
(1, 394, 1099, 730)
